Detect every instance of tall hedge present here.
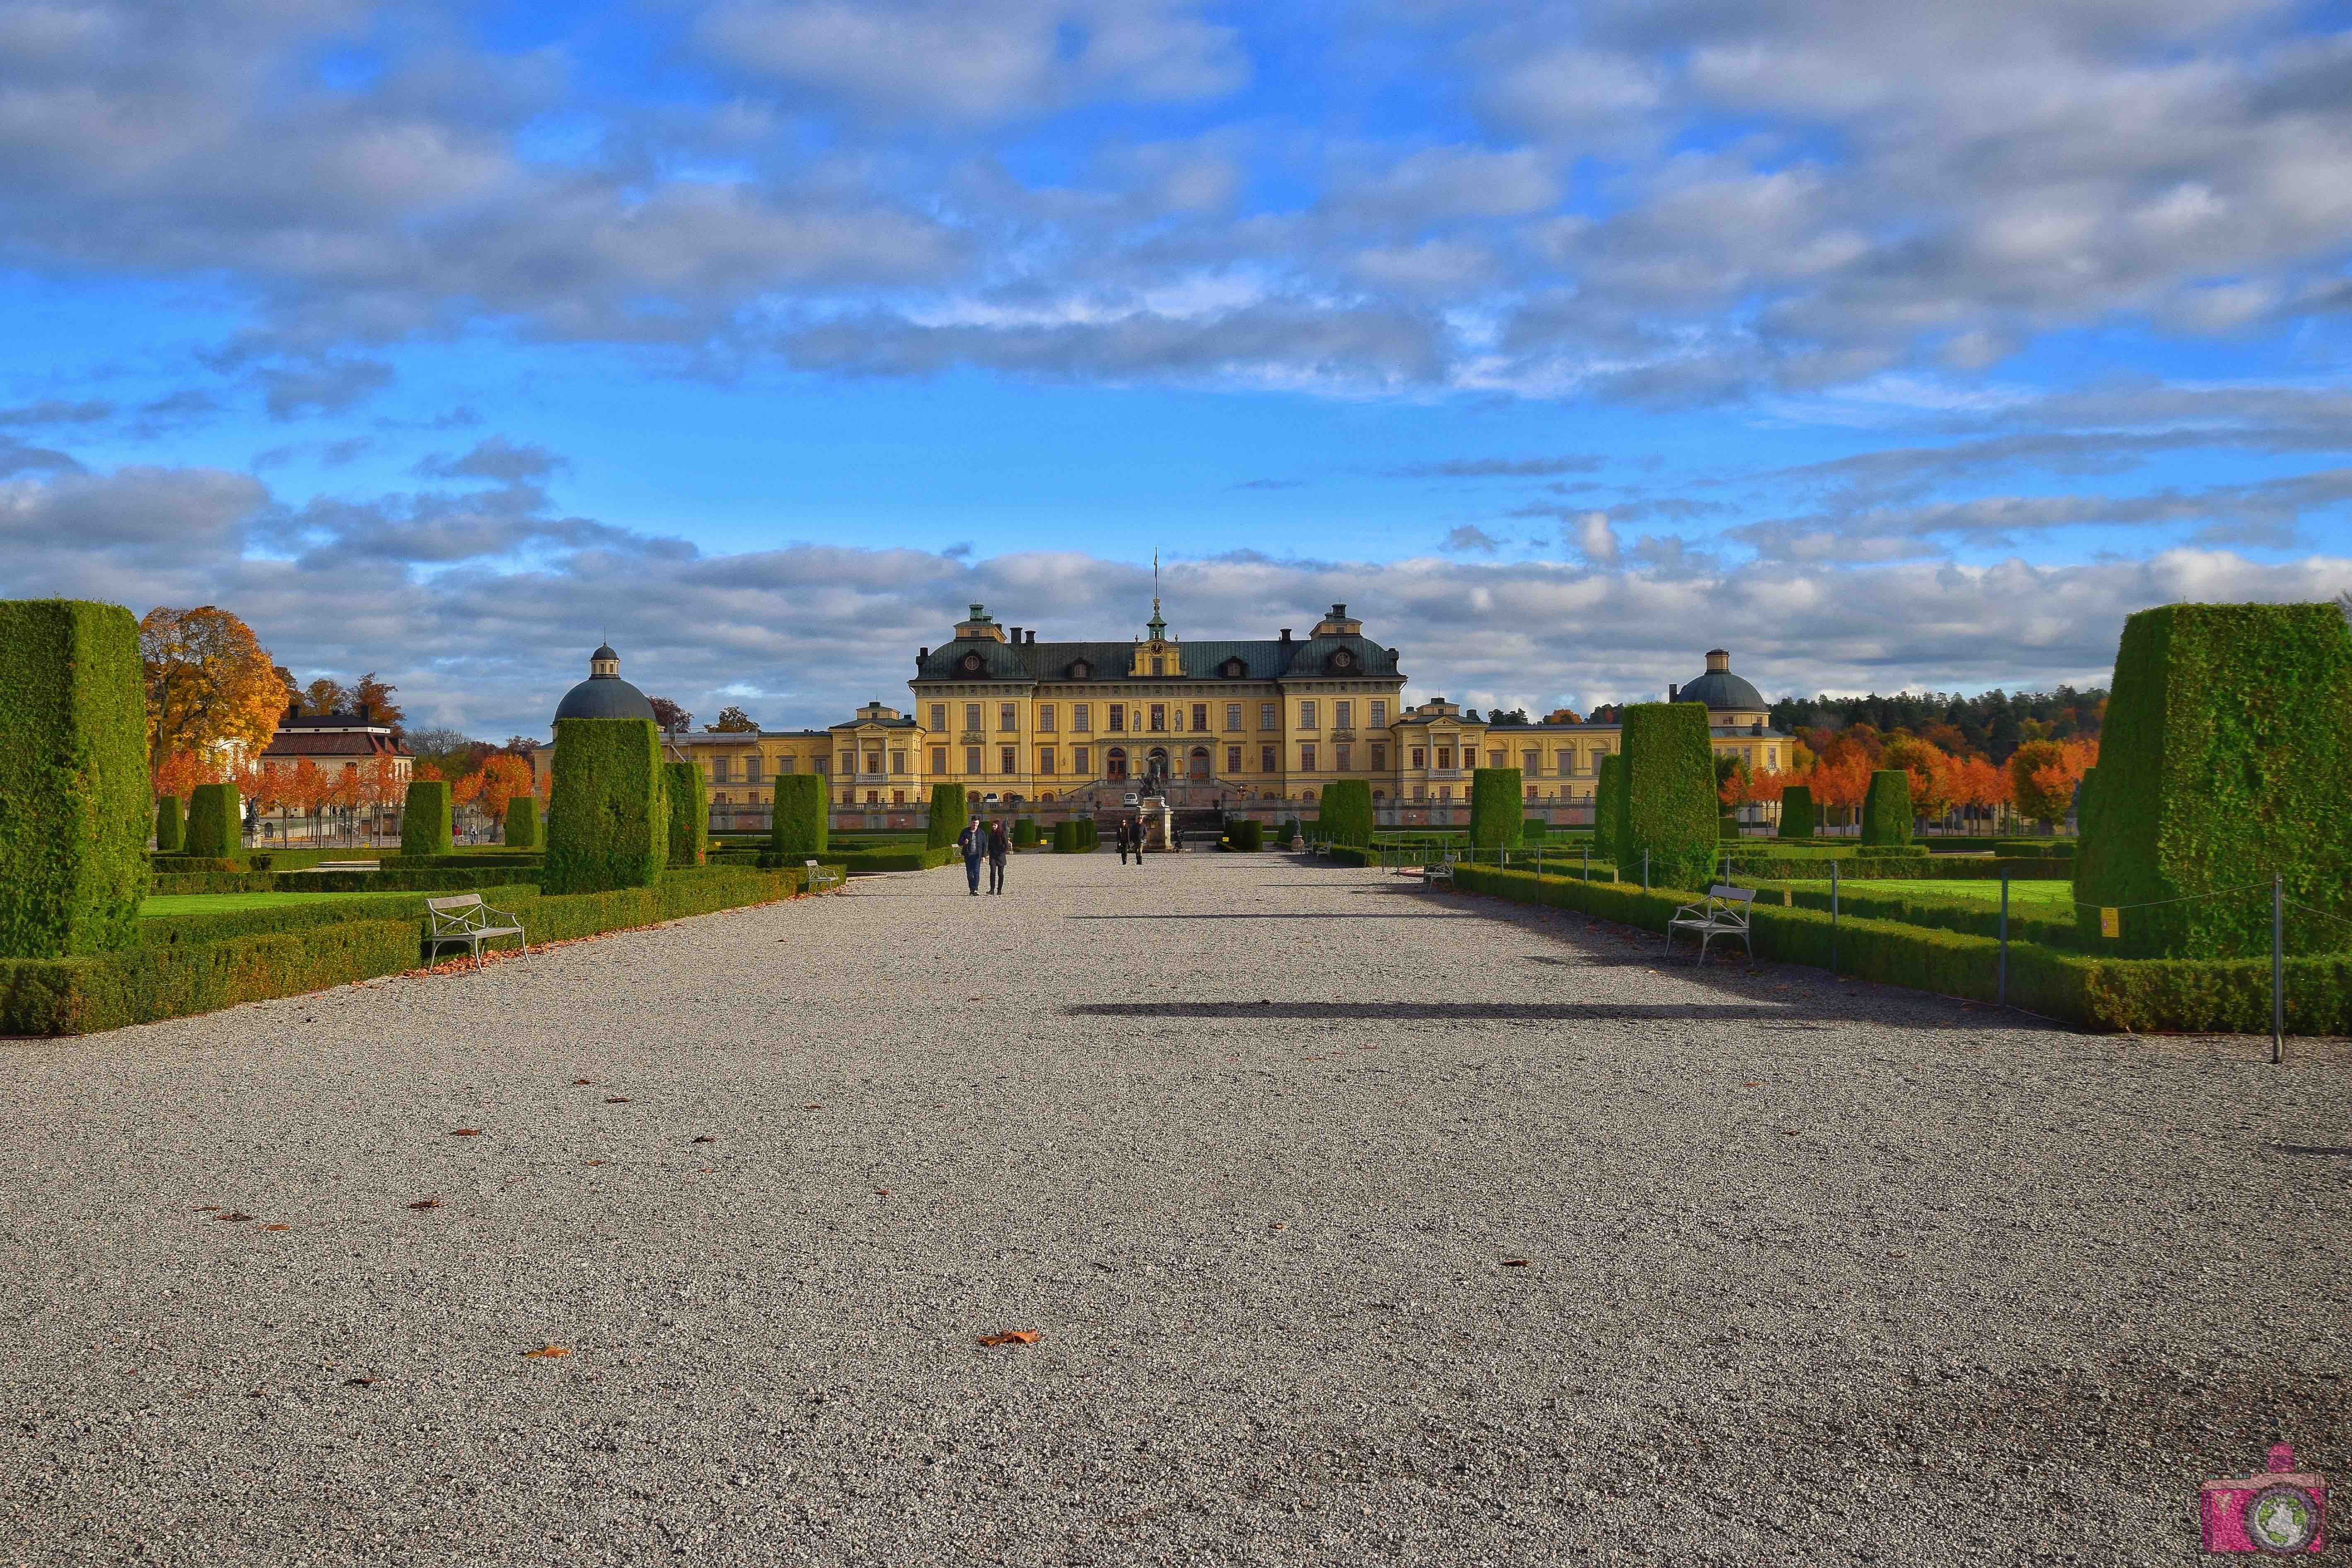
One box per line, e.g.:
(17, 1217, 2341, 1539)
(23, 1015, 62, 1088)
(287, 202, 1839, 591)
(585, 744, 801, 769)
(664, 761, 708, 868)
(1319, 779, 1375, 846)
(770, 772, 828, 858)
(1013, 817, 1039, 847)
(1522, 817, 1547, 842)
(401, 779, 454, 857)
(2075, 602, 2352, 957)
(0, 599, 150, 959)
(1467, 768, 1523, 848)
(1593, 753, 1628, 869)
(1619, 703, 1716, 890)
(185, 783, 241, 860)
(155, 796, 184, 853)
(543, 717, 668, 895)
(1779, 784, 1815, 839)
(503, 795, 540, 848)
(927, 783, 967, 850)
(1053, 819, 1085, 853)
(1860, 770, 1913, 846)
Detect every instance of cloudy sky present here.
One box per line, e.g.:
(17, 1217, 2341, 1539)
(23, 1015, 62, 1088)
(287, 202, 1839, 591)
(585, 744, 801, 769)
(4, 0, 2350, 737)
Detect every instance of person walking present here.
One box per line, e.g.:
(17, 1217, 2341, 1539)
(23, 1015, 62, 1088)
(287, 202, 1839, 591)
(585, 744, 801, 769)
(987, 819, 1011, 894)
(1131, 814, 1148, 866)
(959, 817, 986, 895)
(1115, 817, 1132, 865)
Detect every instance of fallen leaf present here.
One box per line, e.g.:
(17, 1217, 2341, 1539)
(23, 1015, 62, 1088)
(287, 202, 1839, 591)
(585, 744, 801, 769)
(194, 1205, 219, 1212)
(875, 1187, 892, 1196)
(217, 1212, 255, 1222)
(1779, 1129, 1801, 1136)
(583, 1160, 605, 1167)
(1267, 1221, 1287, 1230)
(450, 1129, 481, 1137)
(1501, 1259, 1531, 1268)
(975, 1331, 1038, 1347)
(801, 1103, 822, 1110)
(344, 1377, 378, 1387)
(692, 1136, 715, 1143)
(699, 1167, 713, 1174)
(1742, 1081, 1761, 1087)
(604, 1097, 631, 1104)
(521, 1346, 570, 1359)
(407, 1198, 442, 1210)
(573, 1078, 595, 1086)
(262, 1224, 291, 1232)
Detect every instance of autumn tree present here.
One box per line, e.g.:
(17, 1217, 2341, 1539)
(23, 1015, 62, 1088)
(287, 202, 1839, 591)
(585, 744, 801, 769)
(648, 696, 691, 733)
(1879, 735, 1955, 819)
(468, 753, 536, 819)
(138, 606, 287, 768)
(2008, 738, 2098, 828)
(349, 672, 402, 732)
(706, 705, 760, 733)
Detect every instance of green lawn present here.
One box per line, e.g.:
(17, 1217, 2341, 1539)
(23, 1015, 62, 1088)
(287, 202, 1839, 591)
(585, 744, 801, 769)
(1835, 879, 2075, 908)
(140, 892, 432, 918)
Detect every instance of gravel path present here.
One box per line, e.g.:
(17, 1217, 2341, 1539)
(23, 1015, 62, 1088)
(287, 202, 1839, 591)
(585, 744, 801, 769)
(2, 851, 2348, 1566)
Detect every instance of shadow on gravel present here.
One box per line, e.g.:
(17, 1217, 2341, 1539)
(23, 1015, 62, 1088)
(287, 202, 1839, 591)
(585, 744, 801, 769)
(1065, 912, 1481, 921)
(1066, 1001, 1798, 1020)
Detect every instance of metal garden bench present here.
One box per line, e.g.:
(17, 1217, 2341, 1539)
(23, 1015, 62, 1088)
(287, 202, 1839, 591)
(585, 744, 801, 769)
(424, 894, 527, 971)
(805, 859, 844, 892)
(1424, 850, 1460, 888)
(1666, 884, 1755, 964)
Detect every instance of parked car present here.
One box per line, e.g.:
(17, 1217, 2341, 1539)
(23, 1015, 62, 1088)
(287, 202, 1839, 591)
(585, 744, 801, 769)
(1122, 792, 1140, 807)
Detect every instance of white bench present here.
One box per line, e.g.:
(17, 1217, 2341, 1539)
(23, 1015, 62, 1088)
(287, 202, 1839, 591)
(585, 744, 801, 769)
(805, 859, 844, 892)
(1424, 850, 1459, 888)
(1667, 884, 1756, 964)
(425, 894, 526, 971)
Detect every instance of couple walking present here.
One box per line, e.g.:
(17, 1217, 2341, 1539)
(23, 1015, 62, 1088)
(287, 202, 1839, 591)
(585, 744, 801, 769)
(959, 818, 1012, 895)
(1115, 815, 1150, 865)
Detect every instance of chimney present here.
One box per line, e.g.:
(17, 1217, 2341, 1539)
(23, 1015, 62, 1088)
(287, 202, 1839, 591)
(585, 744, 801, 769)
(1027, 630, 1037, 645)
(919, 646, 929, 661)
(1010, 626, 1022, 644)
(1279, 628, 1291, 642)
(1668, 683, 1679, 703)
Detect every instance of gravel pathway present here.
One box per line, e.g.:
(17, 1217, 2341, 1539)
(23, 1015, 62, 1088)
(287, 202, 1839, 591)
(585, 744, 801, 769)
(2, 851, 2348, 1566)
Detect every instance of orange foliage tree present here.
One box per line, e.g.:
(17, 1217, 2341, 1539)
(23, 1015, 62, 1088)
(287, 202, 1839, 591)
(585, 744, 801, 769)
(469, 753, 536, 819)
(2009, 737, 2098, 827)
(138, 606, 286, 767)
(1879, 735, 1956, 819)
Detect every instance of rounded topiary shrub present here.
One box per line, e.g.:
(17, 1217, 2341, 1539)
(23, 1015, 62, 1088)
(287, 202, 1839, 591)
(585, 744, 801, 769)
(769, 772, 828, 858)
(1521, 817, 1547, 843)
(543, 716, 668, 895)
(154, 795, 184, 853)
(1013, 817, 1039, 847)
(185, 782, 241, 860)
(1619, 703, 1716, 891)
(664, 761, 707, 867)
(401, 779, 454, 857)
(1779, 784, 1815, 839)
(503, 795, 540, 848)
(1860, 769, 1912, 846)
(926, 784, 967, 850)
(1319, 780, 1374, 847)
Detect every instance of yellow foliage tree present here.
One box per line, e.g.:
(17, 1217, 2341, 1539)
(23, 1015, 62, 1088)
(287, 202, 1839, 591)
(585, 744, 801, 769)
(138, 606, 285, 768)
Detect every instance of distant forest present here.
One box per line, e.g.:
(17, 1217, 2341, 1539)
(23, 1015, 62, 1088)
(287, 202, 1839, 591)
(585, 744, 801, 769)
(1767, 686, 2105, 763)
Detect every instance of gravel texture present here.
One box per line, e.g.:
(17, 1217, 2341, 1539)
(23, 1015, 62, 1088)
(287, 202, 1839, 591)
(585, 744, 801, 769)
(2, 850, 2349, 1566)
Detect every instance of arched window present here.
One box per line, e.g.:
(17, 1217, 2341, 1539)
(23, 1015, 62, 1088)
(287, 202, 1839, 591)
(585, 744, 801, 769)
(1106, 747, 1128, 780)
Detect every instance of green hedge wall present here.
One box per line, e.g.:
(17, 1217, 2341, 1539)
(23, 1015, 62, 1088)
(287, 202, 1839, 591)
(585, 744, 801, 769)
(1994, 838, 2076, 858)
(185, 783, 240, 860)
(1468, 768, 1522, 848)
(0, 599, 152, 959)
(927, 784, 967, 850)
(1779, 784, 1815, 839)
(1522, 817, 1548, 842)
(664, 761, 708, 868)
(1319, 780, 1375, 847)
(401, 780, 454, 857)
(1013, 817, 1039, 847)
(1052, 819, 1085, 853)
(504, 795, 540, 848)
(1620, 704, 1716, 890)
(154, 796, 184, 853)
(1861, 770, 1913, 846)
(1235, 819, 1265, 851)
(770, 772, 828, 858)
(543, 717, 668, 896)
(2076, 602, 2352, 957)
(1594, 754, 1627, 869)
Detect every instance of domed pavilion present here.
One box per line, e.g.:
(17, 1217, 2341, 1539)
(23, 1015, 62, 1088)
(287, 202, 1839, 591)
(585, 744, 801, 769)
(554, 643, 658, 724)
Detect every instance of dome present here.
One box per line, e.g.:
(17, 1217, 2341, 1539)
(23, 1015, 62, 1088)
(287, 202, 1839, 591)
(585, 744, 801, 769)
(554, 643, 658, 723)
(1676, 649, 1766, 713)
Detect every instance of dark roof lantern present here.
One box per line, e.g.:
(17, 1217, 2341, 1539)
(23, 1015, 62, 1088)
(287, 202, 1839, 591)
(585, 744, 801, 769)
(1676, 648, 1767, 713)
(554, 642, 658, 723)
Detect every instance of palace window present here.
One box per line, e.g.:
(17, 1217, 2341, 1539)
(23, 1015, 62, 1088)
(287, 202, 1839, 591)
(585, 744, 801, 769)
(1438, 786, 1452, 801)
(813, 756, 828, 775)
(776, 754, 796, 773)
(1151, 656, 1165, 676)
(1489, 750, 1504, 769)
(1038, 705, 1056, 732)
(893, 790, 906, 805)
(1371, 700, 1386, 727)
(964, 703, 982, 732)
(1334, 701, 1352, 729)
(1523, 749, 1540, 775)
(891, 751, 907, 775)
(1191, 703, 1207, 732)
(1000, 746, 1016, 774)
(1298, 701, 1317, 729)
(708, 757, 728, 783)
(1259, 702, 1277, 730)
(865, 751, 882, 775)
(1224, 703, 1241, 732)
(1226, 745, 1241, 773)
(930, 703, 947, 732)
(1038, 747, 1055, 775)
(1300, 743, 1317, 771)
(1411, 747, 1424, 768)
(999, 703, 1018, 732)
(1073, 704, 1092, 732)
(964, 746, 981, 775)
(839, 753, 856, 776)
(1413, 784, 1426, 801)
(1767, 747, 1778, 768)
(1335, 743, 1351, 772)
(1260, 744, 1276, 772)
(1371, 743, 1387, 770)
(1108, 705, 1125, 732)
(931, 747, 947, 774)
(746, 756, 765, 783)
(1073, 746, 1090, 773)
(1436, 747, 1453, 768)
(1149, 704, 1166, 731)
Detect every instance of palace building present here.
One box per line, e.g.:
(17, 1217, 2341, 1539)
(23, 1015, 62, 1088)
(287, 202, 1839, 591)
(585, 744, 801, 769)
(536, 603, 1793, 828)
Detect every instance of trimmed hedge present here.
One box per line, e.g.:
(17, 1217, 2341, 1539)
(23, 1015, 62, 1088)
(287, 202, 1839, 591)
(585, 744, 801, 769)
(401, 780, 454, 857)
(1749, 878, 2083, 950)
(0, 600, 150, 959)
(1620, 704, 1716, 891)
(504, 795, 540, 848)
(927, 784, 967, 850)
(380, 851, 544, 870)
(1448, 864, 2352, 1034)
(1724, 852, 2065, 882)
(1235, 819, 1264, 852)
(1861, 771, 1912, 846)
(1319, 780, 1375, 847)
(770, 772, 828, 858)
(1594, 754, 1628, 870)
(155, 796, 184, 854)
(1013, 817, 1039, 848)
(1053, 819, 1085, 853)
(1994, 838, 2076, 858)
(664, 761, 708, 868)
(544, 717, 668, 895)
(186, 783, 240, 860)
(2078, 602, 2352, 957)
(1779, 785, 1814, 839)
(1467, 769, 1522, 848)
(1522, 817, 1548, 842)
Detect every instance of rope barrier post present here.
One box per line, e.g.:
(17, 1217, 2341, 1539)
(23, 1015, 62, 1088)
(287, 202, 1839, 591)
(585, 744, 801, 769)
(1583, 842, 1590, 883)
(2272, 872, 2285, 1065)
(1830, 858, 1840, 977)
(1997, 873, 2009, 1009)
(1643, 851, 1650, 892)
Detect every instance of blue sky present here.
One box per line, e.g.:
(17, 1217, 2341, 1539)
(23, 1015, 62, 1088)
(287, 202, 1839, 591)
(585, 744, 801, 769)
(4, 0, 2350, 738)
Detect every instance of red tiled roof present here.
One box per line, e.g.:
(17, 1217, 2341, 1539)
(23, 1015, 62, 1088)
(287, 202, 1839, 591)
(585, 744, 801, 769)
(259, 731, 410, 759)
